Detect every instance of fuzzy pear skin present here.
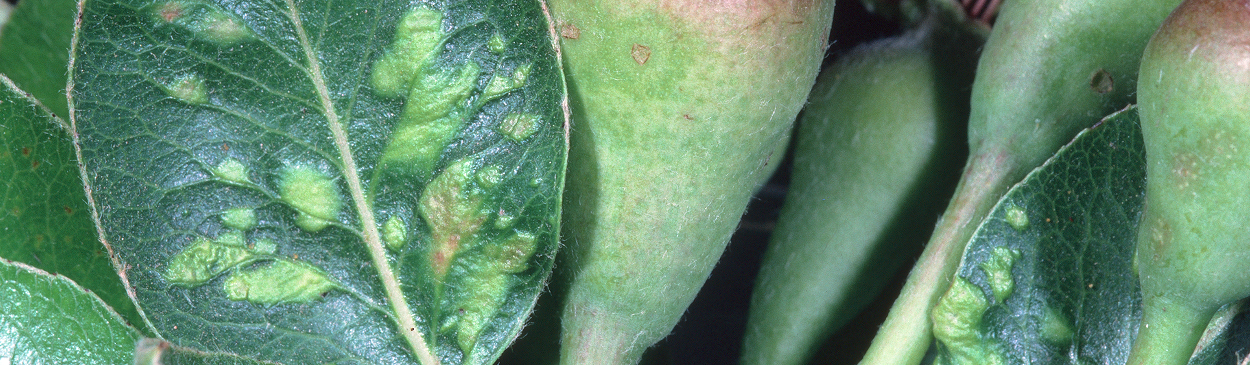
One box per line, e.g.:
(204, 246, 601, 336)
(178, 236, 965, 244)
(1129, 1, 1250, 364)
(741, 17, 977, 365)
(548, 1, 835, 364)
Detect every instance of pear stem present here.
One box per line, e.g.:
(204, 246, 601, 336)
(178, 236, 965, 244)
(859, 150, 1013, 365)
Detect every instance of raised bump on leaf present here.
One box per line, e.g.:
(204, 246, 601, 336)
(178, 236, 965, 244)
(251, 238, 277, 255)
(476, 165, 503, 189)
(369, 7, 444, 99)
(420, 158, 487, 277)
(980, 247, 1020, 303)
(381, 62, 481, 173)
(499, 112, 540, 141)
(151, 1, 253, 46)
(455, 270, 509, 354)
(165, 237, 254, 286)
(215, 230, 246, 247)
(278, 165, 342, 232)
(488, 33, 506, 54)
(223, 259, 338, 305)
(931, 277, 1006, 365)
(1005, 204, 1028, 231)
(220, 208, 257, 230)
(1040, 306, 1074, 345)
(452, 231, 538, 354)
(383, 216, 407, 251)
(211, 158, 250, 184)
(482, 64, 531, 101)
(489, 231, 537, 273)
(162, 74, 208, 104)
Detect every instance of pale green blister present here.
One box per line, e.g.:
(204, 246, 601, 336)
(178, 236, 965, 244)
(382, 62, 481, 173)
(499, 112, 540, 141)
(383, 216, 407, 251)
(450, 231, 538, 355)
(165, 237, 254, 286)
(151, 1, 254, 46)
(421, 158, 488, 277)
(163, 74, 208, 104)
(1040, 305, 1074, 345)
(370, 8, 444, 98)
(220, 208, 256, 230)
(980, 247, 1020, 303)
(1004, 204, 1028, 231)
(454, 269, 510, 354)
(931, 278, 1005, 365)
(483, 64, 531, 100)
(251, 238, 277, 255)
(932, 247, 1018, 365)
(488, 33, 507, 54)
(211, 158, 250, 184)
(278, 165, 342, 232)
(476, 165, 504, 188)
(215, 230, 246, 247)
(223, 259, 338, 305)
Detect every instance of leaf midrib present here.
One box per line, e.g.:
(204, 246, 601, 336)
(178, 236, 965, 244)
(281, 1, 437, 364)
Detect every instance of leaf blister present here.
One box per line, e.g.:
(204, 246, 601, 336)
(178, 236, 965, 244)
(72, 0, 565, 363)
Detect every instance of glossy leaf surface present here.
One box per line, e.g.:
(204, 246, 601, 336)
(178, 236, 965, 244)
(0, 75, 143, 331)
(931, 105, 1250, 365)
(931, 108, 1146, 365)
(0, 258, 139, 365)
(69, 0, 567, 363)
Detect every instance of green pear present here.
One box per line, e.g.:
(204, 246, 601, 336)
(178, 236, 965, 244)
(548, 0, 835, 363)
(1130, 1, 1250, 364)
(741, 14, 980, 365)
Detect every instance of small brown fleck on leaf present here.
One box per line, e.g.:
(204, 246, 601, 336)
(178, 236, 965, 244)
(222, 143, 230, 151)
(293, 254, 299, 260)
(63, 206, 73, 214)
(21, 147, 30, 156)
(682, 114, 693, 120)
(632, 44, 651, 65)
(158, 2, 183, 22)
(560, 22, 580, 39)
(31, 160, 39, 169)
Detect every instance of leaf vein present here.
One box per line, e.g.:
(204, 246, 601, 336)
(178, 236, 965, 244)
(281, 1, 437, 364)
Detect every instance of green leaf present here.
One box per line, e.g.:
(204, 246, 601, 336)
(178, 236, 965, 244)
(0, 0, 78, 117)
(0, 258, 140, 365)
(930, 106, 1250, 365)
(0, 75, 145, 332)
(67, 0, 567, 364)
(930, 107, 1147, 365)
